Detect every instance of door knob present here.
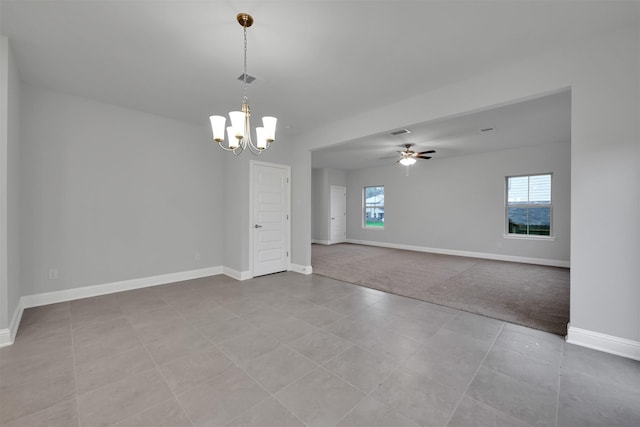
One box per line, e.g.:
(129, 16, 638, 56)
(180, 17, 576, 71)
(254, 224, 262, 228)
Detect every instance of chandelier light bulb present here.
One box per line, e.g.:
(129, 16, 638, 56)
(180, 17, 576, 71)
(209, 115, 226, 142)
(262, 116, 277, 142)
(256, 127, 267, 150)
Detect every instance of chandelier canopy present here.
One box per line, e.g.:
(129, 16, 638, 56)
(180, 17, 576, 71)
(209, 13, 277, 155)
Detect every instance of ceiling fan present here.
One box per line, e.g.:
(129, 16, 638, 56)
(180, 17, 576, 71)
(387, 144, 436, 165)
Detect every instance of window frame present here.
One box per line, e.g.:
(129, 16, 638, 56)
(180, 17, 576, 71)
(505, 173, 553, 238)
(362, 185, 385, 229)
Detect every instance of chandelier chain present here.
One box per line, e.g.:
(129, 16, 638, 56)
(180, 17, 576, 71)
(243, 25, 248, 102)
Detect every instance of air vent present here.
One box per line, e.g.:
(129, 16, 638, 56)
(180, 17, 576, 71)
(237, 73, 257, 84)
(390, 129, 410, 136)
(480, 127, 495, 132)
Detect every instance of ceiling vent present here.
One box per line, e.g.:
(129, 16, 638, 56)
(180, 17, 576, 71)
(480, 127, 495, 132)
(237, 73, 257, 84)
(390, 129, 411, 136)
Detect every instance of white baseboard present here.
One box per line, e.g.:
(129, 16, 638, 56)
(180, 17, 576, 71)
(3, 266, 225, 347)
(566, 325, 640, 361)
(290, 264, 313, 275)
(345, 239, 570, 268)
(3, 264, 312, 348)
(312, 240, 348, 245)
(222, 267, 252, 281)
(21, 266, 224, 309)
(0, 329, 9, 347)
(0, 298, 24, 347)
(311, 240, 331, 245)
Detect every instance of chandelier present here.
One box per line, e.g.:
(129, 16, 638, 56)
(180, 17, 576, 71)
(209, 13, 277, 155)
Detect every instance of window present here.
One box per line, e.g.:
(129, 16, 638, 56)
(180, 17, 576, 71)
(506, 174, 552, 236)
(363, 186, 384, 228)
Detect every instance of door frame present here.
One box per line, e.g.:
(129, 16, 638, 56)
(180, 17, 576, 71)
(249, 160, 291, 278)
(328, 185, 347, 244)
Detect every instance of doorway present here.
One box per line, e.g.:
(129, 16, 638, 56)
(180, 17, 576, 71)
(250, 161, 291, 277)
(329, 186, 347, 244)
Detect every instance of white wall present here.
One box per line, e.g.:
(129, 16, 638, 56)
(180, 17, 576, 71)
(19, 85, 224, 295)
(292, 22, 640, 345)
(346, 142, 570, 263)
(311, 168, 347, 243)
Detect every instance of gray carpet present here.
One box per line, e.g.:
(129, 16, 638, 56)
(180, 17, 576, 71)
(311, 243, 570, 335)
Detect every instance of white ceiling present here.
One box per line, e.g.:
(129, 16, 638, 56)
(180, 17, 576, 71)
(311, 90, 571, 170)
(1, 1, 635, 156)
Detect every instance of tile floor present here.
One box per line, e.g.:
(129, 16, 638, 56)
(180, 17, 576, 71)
(1, 272, 639, 426)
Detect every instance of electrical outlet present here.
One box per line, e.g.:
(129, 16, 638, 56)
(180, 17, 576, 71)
(48, 268, 58, 280)
(194, 252, 201, 262)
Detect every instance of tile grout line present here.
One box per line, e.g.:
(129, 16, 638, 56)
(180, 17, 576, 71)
(554, 339, 565, 427)
(329, 358, 406, 427)
(172, 290, 311, 427)
(74, 291, 199, 426)
(76, 296, 194, 426)
(442, 322, 506, 427)
(224, 368, 310, 427)
(218, 342, 311, 427)
(150, 289, 219, 427)
(300, 308, 425, 427)
(212, 310, 374, 427)
(2, 306, 78, 427)
(280, 338, 372, 427)
(67, 305, 83, 427)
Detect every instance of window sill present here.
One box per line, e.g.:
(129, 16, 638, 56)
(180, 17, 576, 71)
(503, 234, 555, 241)
(363, 227, 385, 231)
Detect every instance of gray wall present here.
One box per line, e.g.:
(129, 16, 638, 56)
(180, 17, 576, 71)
(0, 37, 8, 328)
(291, 143, 312, 269)
(6, 40, 21, 326)
(311, 168, 347, 243)
(220, 135, 294, 275)
(311, 168, 323, 242)
(0, 36, 22, 331)
(293, 23, 640, 343)
(346, 142, 570, 262)
(19, 85, 224, 295)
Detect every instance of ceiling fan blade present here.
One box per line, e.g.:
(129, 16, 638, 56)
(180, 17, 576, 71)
(416, 156, 432, 160)
(416, 150, 436, 155)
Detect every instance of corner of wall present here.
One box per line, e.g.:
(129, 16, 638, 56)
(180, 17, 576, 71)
(0, 297, 23, 347)
(0, 35, 10, 332)
(566, 324, 640, 362)
(289, 263, 313, 275)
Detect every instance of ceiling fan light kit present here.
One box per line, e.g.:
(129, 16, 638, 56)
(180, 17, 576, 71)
(397, 143, 435, 165)
(399, 157, 417, 166)
(209, 13, 277, 156)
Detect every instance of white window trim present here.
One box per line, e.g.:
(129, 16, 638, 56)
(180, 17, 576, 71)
(503, 234, 556, 241)
(362, 185, 384, 230)
(505, 173, 553, 237)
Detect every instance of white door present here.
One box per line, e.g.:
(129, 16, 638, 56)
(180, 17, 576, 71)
(329, 186, 347, 244)
(252, 162, 290, 277)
